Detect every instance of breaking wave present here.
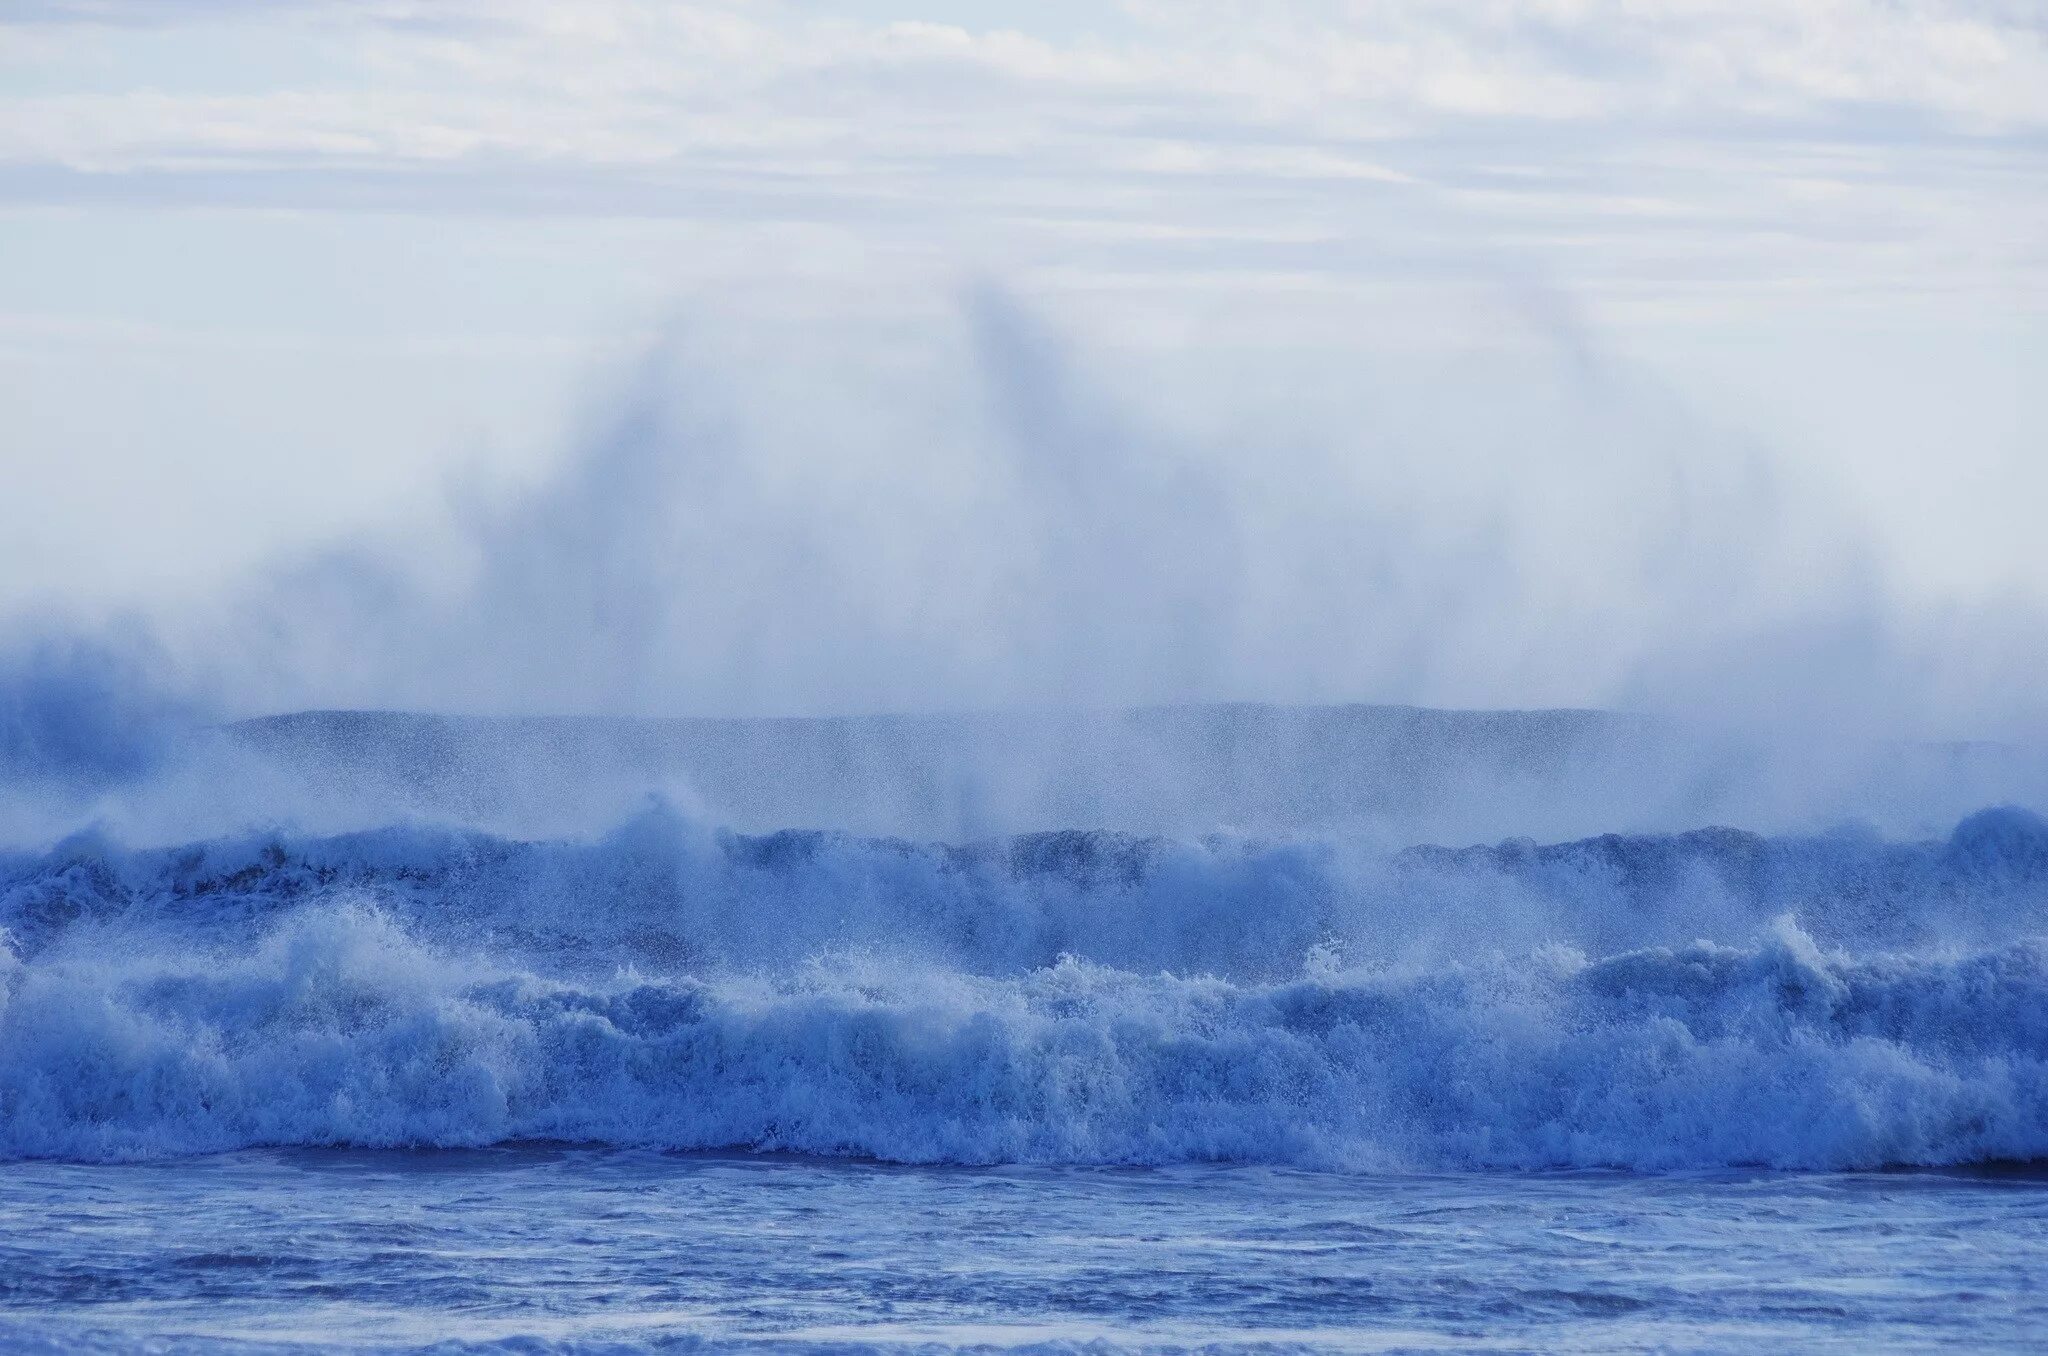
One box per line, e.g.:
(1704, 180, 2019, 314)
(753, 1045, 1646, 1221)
(3, 802, 2046, 1170)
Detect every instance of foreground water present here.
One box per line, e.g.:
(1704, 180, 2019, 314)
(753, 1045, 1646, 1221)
(2, 1148, 2044, 1352)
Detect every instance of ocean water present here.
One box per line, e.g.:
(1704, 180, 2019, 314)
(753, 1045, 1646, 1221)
(4, 1149, 2046, 1352)
(4, 709, 2048, 1349)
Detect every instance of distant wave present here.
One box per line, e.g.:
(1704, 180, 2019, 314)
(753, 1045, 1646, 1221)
(3, 803, 2046, 1169)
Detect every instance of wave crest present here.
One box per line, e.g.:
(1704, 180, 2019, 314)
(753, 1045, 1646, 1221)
(3, 805, 2046, 1169)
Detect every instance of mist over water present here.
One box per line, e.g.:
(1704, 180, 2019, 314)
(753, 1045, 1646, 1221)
(7, 287, 2046, 839)
(219, 286, 2028, 740)
(2, 286, 2047, 1178)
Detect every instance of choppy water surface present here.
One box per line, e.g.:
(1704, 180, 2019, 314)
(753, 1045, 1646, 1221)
(6, 724, 2048, 1351)
(2, 1148, 2044, 1353)
(7, 806, 2048, 1171)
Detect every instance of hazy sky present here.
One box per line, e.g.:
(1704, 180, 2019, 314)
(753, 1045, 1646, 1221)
(2, 1, 2044, 720)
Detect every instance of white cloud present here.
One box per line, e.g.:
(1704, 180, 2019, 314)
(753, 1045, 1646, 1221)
(4, 1, 2041, 316)
(9, 2, 2045, 161)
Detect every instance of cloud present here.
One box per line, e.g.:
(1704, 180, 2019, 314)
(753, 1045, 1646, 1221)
(10, 3, 2046, 167)
(3, 0, 2040, 318)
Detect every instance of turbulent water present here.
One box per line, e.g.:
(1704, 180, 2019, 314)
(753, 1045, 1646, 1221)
(5, 706, 2048, 1348)
(5, 798, 2048, 1171)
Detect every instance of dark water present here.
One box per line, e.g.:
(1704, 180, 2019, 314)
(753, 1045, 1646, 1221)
(2, 1148, 2044, 1352)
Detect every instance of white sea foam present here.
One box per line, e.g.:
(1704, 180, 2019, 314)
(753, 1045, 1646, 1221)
(3, 803, 2044, 1169)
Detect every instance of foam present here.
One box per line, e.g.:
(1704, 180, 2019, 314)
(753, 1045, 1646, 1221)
(3, 804, 2045, 1169)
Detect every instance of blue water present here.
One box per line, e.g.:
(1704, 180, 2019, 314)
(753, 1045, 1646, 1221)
(6, 804, 2048, 1170)
(3, 1149, 2045, 1352)
(5, 717, 2048, 1349)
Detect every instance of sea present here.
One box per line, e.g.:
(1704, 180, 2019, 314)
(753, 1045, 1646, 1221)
(2, 705, 2046, 1351)
(4, 1151, 2044, 1351)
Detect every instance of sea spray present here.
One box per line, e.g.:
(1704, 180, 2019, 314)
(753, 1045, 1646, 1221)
(3, 804, 2044, 1169)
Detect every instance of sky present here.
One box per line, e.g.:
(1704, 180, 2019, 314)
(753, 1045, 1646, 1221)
(1, 0, 2045, 723)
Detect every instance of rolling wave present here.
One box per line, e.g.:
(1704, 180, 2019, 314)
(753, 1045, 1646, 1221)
(3, 804, 2045, 1169)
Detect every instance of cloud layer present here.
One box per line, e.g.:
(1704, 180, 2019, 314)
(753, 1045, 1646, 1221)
(6, 0, 2044, 308)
